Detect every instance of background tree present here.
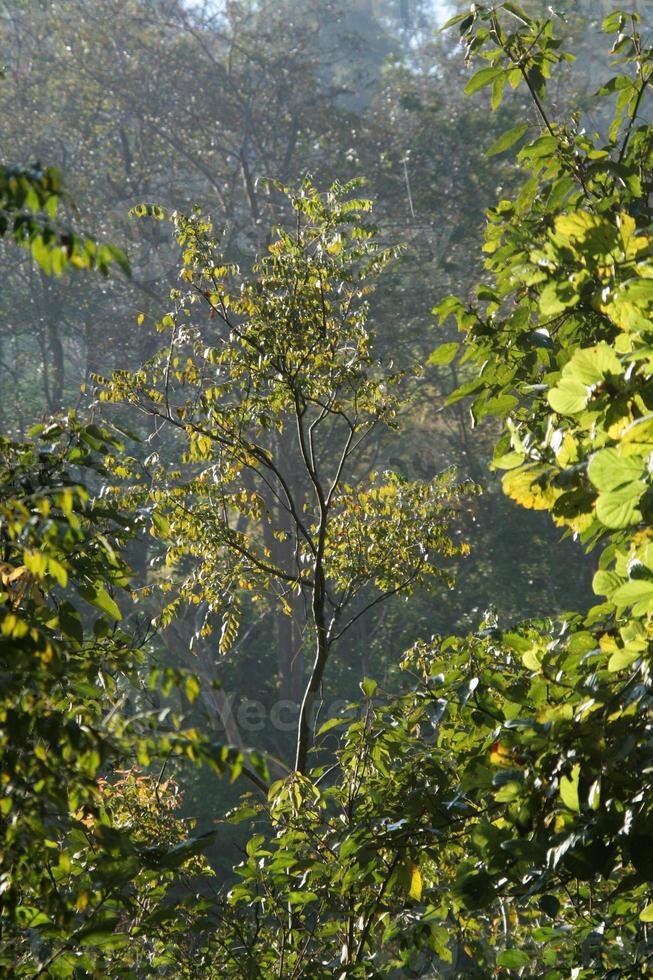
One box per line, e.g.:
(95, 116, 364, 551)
(101, 180, 472, 773)
(0, 0, 592, 648)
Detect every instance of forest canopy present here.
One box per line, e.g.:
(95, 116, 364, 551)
(2, 1, 653, 977)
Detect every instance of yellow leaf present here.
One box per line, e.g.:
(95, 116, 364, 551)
(185, 674, 201, 704)
(554, 211, 611, 246)
(409, 864, 422, 902)
(2, 564, 28, 584)
(75, 891, 90, 912)
(502, 465, 559, 511)
(618, 212, 649, 259)
(553, 432, 578, 467)
(326, 235, 343, 254)
(490, 741, 514, 767)
(599, 633, 619, 653)
(552, 509, 594, 535)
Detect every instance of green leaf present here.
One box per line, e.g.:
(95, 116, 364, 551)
(502, 2, 534, 25)
(615, 277, 653, 308)
(588, 779, 601, 810)
(522, 647, 541, 672)
(464, 67, 504, 97)
(445, 376, 485, 406)
(538, 894, 561, 918)
(564, 343, 623, 386)
(640, 904, 653, 922)
(612, 578, 653, 614)
(474, 393, 518, 419)
(608, 648, 639, 671)
(503, 465, 557, 511)
(539, 279, 581, 316)
(587, 448, 644, 492)
(486, 123, 529, 158)
(360, 677, 377, 699)
(553, 211, 614, 248)
(15, 906, 50, 928)
(497, 949, 531, 969)
(441, 11, 474, 30)
(560, 763, 581, 813)
(491, 73, 507, 111)
(287, 890, 319, 906)
(78, 931, 130, 950)
(548, 343, 623, 415)
(428, 342, 459, 365)
(519, 134, 559, 161)
(58, 600, 83, 644)
(316, 716, 349, 736)
(47, 556, 68, 587)
(592, 569, 623, 598)
(503, 632, 530, 652)
(495, 780, 522, 802)
(76, 916, 120, 943)
(459, 870, 495, 910)
(602, 12, 626, 33)
(492, 451, 525, 471)
(547, 377, 590, 415)
(433, 295, 462, 322)
(621, 415, 653, 448)
(595, 483, 645, 530)
(78, 583, 122, 621)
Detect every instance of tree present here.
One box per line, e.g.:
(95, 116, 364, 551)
(100, 179, 472, 774)
(184, 7, 653, 976)
(427, 3, 653, 973)
(0, 170, 242, 977)
(0, 160, 129, 426)
(0, 163, 128, 277)
(0, 417, 197, 975)
(0, 0, 401, 422)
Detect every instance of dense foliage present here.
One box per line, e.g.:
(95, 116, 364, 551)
(3, 1, 653, 977)
(0, 418, 204, 975)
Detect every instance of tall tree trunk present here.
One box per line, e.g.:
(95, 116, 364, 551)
(40, 275, 64, 411)
(295, 563, 328, 773)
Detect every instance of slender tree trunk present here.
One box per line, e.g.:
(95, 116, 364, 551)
(264, 426, 308, 705)
(47, 316, 65, 410)
(40, 275, 64, 411)
(295, 563, 329, 773)
(0, 336, 5, 434)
